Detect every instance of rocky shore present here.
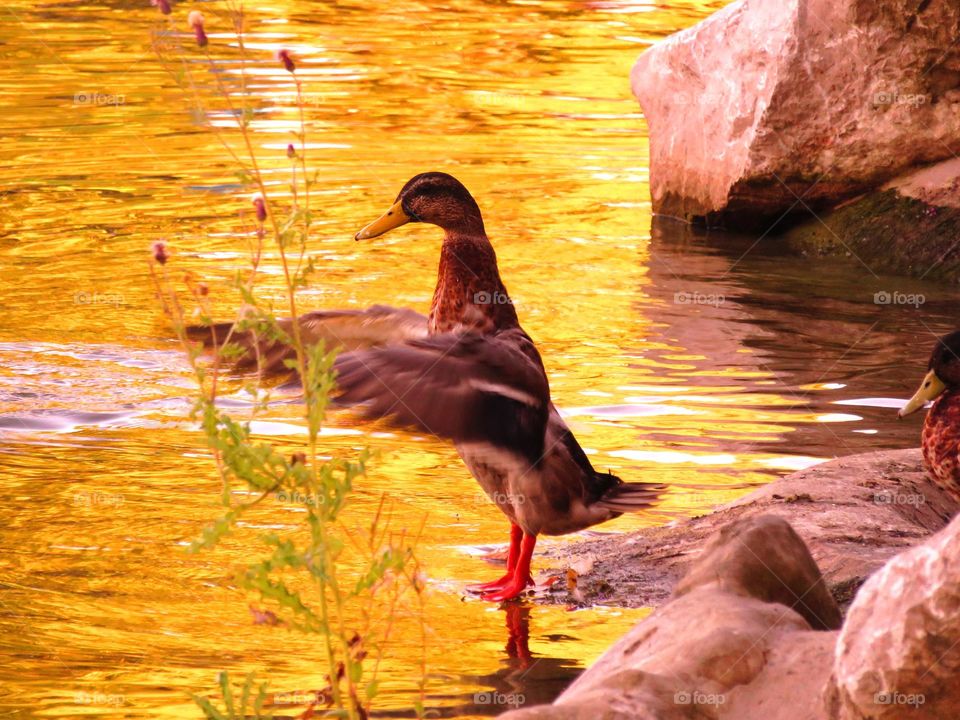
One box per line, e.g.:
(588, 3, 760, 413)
(631, 0, 960, 280)
(539, 449, 953, 611)
(503, 449, 960, 719)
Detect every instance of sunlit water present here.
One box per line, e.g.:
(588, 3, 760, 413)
(2, 0, 959, 717)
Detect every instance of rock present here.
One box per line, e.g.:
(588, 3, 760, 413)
(537, 449, 956, 611)
(825, 511, 960, 718)
(502, 515, 837, 720)
(675, 515, 842, 631)
(784, 157, 960, 283)
(632, 0, 960, 227)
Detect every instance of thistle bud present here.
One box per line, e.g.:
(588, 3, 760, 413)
(290, 452, 306, 466)
(276, 49, 296, 73)
(151, 0, 172, 15)
(251, 193, 267, 223)
(188, 11, 208, 48)
(286, 143, 296, 159)
(151, 241, 168, 265)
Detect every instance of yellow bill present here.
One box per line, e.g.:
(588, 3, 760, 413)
(898, 369, 947, 418)
(355, 201, 411, 240)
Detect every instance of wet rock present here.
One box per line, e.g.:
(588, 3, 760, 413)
(632, 0, 960, 227)
(784, 157, 960, 283)
(538, 449, 955, 611)
(824, 511, 960, 718)
(503, 515, 836, 720)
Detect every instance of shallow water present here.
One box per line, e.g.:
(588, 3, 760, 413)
(2, 0, 959, 717)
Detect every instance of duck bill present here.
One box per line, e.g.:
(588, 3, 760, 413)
(898, 369, 947, 418)
(355, 201, 411, 240)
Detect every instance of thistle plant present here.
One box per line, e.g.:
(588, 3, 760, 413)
(147, 3, 426, 718)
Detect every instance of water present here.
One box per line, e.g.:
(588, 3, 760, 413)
(2, 0, 958, 717)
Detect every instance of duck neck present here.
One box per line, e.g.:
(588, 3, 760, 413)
(429, 231, 520, 334)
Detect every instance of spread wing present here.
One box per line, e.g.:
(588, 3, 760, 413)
(333, 327, 550, 465)
(186, 304, 428, 374)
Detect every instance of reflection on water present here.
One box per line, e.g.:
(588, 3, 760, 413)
(2, 0, 959, 718)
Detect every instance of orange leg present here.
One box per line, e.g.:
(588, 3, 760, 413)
(468, 524, 525, 592)
(480, 533, 536, 602)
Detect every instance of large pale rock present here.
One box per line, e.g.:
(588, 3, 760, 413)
(502, 516, 838, 720)
(825, 511, 960, 718)
(633, 0, 960, 225)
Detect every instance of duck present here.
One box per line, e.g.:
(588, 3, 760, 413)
(193, 172, 663, 601)
(898, 330, 960, 501)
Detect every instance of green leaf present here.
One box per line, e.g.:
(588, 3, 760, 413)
(191, 694, 227, 720)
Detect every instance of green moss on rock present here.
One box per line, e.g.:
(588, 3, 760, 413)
(783, 189, 960, 282)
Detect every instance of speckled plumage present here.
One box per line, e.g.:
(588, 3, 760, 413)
(922, 389, 960, 502)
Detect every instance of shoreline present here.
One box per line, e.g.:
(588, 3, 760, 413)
(536, 448, 953, 611)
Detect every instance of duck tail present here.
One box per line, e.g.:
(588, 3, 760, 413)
(593, 477, 664, 513)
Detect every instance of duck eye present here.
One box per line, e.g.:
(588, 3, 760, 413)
(402, 202, 421, 222)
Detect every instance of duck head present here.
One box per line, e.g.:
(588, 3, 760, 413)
(355, 172, 485, 240)
(899, 331, 960, 417)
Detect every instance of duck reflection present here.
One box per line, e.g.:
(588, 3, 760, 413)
(436, 603, 581, 718)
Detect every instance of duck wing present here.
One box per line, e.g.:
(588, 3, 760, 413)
(541, 406, 662, 517)
(333, 327, 550, 466)
(185, 304, 428, 374)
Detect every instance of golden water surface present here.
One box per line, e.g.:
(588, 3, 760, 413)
(2, 0, 960, 718)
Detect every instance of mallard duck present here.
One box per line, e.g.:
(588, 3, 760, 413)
(193, 172, 663, 601)
(899, 330, 960, 500)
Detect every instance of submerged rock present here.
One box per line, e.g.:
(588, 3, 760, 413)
(632, 0, 960, 227)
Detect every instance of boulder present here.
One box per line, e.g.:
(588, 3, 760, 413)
(502, 455, 960, 719)
(825, 511, 960, 718)
(632, 0, 960, 227)
(501, 515, 838, 720)
(674, 515, 842, 631)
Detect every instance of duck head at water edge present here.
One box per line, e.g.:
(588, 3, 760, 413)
(899, 331, 960, 418)
(355, 172, 486, 241)
(899, 330, 960, 501)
